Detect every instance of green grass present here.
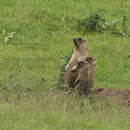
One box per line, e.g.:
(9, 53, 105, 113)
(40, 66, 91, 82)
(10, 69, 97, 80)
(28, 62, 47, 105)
(0, 91, 130, 130)
(0, 0, 130, 129)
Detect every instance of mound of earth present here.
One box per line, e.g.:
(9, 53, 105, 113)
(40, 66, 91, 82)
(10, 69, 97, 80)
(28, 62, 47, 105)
(93, 88, 130, 106)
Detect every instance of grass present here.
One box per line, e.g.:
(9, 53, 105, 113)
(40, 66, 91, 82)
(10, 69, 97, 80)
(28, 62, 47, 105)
(0, 0, 130, 129)
(0, 91, 130, 130)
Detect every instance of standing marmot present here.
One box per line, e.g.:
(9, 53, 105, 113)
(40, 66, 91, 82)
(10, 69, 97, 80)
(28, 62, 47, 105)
(64, 38, 89, 89)
(73, 56, 96, 96)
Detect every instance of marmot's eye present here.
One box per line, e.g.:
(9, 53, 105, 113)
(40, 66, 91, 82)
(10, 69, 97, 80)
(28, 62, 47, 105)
(89, 57, 92, 60)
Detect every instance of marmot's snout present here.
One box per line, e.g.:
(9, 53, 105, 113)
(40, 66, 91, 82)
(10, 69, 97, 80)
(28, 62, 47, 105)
(73, 38, 83, 45)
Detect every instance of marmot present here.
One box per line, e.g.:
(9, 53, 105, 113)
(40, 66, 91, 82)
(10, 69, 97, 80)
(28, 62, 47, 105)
(64, 38, 89, 89)
(74, 57, 96, 96)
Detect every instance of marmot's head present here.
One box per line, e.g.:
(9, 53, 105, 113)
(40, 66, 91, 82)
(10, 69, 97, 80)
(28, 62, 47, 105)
(73, 38, 87, 47)
(85, 57, 96, 65)
(73, 38, 89, 55)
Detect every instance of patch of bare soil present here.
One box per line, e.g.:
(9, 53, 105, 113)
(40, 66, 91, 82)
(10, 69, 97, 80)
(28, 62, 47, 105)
(93, 88, 130, 106)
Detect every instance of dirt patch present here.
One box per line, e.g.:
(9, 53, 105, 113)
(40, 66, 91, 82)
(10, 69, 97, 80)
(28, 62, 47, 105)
(93, 88, 130, 106)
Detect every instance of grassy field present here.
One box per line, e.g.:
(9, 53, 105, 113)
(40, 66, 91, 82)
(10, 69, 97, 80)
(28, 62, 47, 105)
(0, 0, 130, 129)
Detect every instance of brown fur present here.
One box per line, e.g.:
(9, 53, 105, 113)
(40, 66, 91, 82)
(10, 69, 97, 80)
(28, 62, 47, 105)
(64, 38, 89, 89)
(74, 57, 96, 96)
